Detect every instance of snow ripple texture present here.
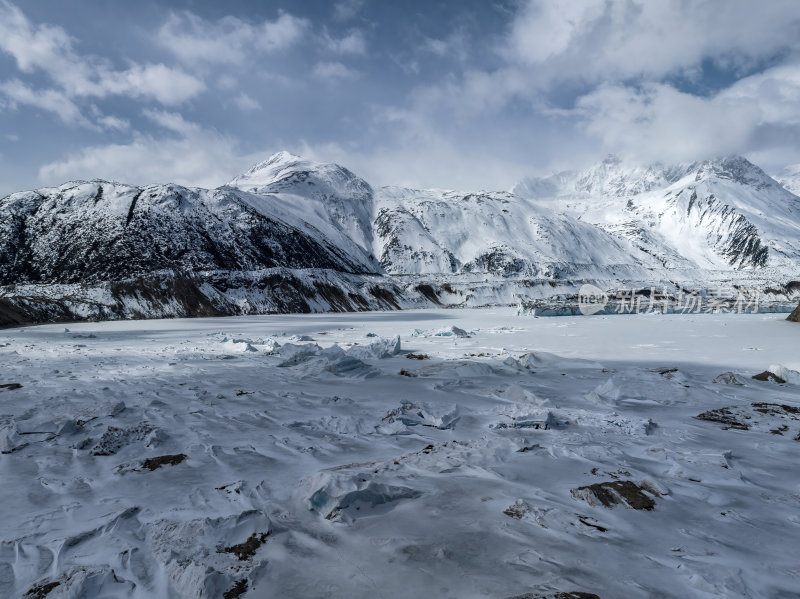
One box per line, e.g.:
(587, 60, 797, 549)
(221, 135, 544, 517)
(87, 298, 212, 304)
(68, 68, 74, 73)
(1, 309, 799, 598)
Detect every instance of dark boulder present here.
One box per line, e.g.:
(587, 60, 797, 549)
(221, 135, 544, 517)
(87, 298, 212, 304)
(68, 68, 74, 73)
(788, 301, 800, 322)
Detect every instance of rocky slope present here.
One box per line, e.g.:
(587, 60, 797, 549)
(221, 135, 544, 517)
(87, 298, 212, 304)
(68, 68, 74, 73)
(789, 301, 800, 322)
(0, 180, 374, 285)
(0, 165, 411, 326)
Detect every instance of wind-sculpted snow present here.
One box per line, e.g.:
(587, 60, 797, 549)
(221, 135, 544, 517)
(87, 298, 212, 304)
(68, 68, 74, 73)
(2, 309, 800, 598)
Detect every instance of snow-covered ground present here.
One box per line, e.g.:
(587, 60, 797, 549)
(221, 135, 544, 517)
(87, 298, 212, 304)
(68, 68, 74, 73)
(1, 309, 799, 598)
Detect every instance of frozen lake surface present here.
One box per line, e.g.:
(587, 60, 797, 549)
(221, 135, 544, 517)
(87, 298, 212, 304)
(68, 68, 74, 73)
(1, 309, 799, 598)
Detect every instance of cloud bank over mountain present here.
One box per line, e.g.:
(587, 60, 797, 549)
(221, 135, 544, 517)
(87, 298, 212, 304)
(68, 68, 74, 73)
(2, 0, 800, 196)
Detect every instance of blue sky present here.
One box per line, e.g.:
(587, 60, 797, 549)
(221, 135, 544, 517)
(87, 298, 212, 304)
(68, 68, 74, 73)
(2, 0, 800, 196)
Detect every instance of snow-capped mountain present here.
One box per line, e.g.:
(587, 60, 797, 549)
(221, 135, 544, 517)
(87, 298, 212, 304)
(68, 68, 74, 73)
(775, 163, 800, 196)
(0, 179, 373, 285)
(374, 187, 660, 278)
(0, 168, 407, 326)
(513, 155, 800, 272)
(1, 152, 799, 326)
(225, 151, 379, 271)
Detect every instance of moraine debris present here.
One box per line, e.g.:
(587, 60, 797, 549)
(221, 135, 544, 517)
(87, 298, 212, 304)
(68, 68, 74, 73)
(695, 407, 750, 430)
(223, 579, 249, 599)
(219, 532, 271, 561)
(572, 480, 656, 510)
(752, 370, 786, 383)
(24, 580, 61, 599)
(141, 453, 187, 471)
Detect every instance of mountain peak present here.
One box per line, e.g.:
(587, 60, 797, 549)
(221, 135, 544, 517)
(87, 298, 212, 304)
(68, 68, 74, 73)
(226, 152, 375, 203)
(239, 151, 308, 178)
(601, 154, 622, 166)
(225, 151, 315, 191)
(267, 150, 303, 164)
(695, 155, 776, 189)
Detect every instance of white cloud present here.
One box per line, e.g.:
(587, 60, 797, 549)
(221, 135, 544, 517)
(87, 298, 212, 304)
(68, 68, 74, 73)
(333, 0, 365, 22)
(98, 63, 204, 105)
(407, 0, 800, 128)
(6, 134, 18, 142)
(234, 93, 261, 111)
(38, 116, 267, 189)
(506, 1, 605, 64)
(422, 29, 470, 63)
(295, 134, 535, 192)
(504, 0, 800, 84)
(0, 79, 91, 126)
(217, 75, 238, 91)
(96, 115, 130, 132)
(575, 83, 758, 164)
(156, 11, 309, 66)
(0, 1, 204, 125)
(143, 108, 201, 136)
(325, 30, 367, 55)
(312, 61, 359, 80)
(366, 0, 800, 176)
(572, 62, 800, 165)
(721, 64, 800, 126)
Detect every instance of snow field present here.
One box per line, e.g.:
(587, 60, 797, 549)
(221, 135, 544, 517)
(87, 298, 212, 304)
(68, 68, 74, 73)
(1, 309, 799, 598)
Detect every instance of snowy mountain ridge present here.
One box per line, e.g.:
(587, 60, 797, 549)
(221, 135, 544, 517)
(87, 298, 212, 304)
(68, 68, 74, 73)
(513, 155, 800, 271)
(1, 152, 799, 326)
(226, 150, 377, 268)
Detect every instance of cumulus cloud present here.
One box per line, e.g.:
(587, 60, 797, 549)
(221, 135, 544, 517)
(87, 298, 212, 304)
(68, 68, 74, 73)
(506, 1, 605, 65)
(0, 1, 203, 128)
(333, 0, 365, 22)
(10, 0, 800, 196)
(325, 30, 367, 55)
(98, 63, 204, 105)
(143, 108, 201, 136)
(234, 93, 261, 111)
(0, 79, 90, 126)
(38, 113, 267, 189)
(0, 1, 203, 103)
(410, 0, 800, 121)
(312, 61, 360, 80)
(156, 11, 309, 66)
(295, 134, 535, 192)
(504, 0, 800, 84)
(96, 115, 130, 131)
(574, 63, 800, 165)
(370, 0, 800, 174)
(575, 84, 758, 164)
